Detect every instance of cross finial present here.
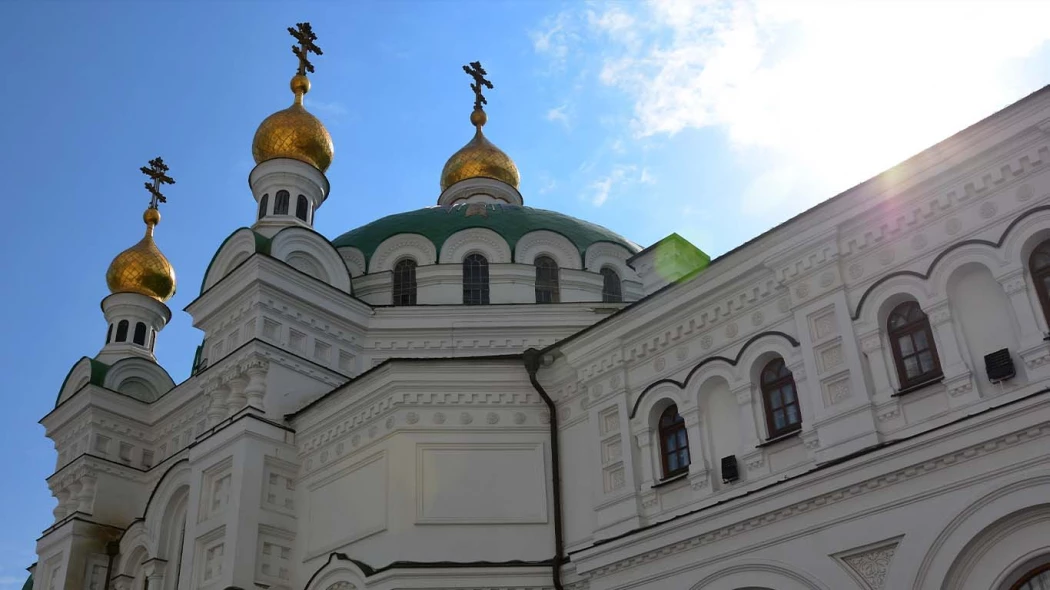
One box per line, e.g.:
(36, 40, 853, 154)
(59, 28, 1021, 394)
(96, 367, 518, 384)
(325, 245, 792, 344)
(140, 157, 174, 210)
(462, 61, 493, 111)
(289, 22, 322, 76)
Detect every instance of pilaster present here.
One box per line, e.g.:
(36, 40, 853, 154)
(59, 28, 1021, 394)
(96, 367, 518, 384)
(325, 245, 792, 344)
(924, 300, 978, 406)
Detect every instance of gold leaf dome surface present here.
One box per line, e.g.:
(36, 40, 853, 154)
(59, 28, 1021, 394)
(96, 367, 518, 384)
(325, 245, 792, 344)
(440, 112, 520, 192)
(106, 210, 176, 302)
(251, 75, 334, 173)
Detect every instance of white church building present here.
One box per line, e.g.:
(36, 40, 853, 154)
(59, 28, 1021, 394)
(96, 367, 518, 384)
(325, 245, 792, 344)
(25, 24, 1050, 590)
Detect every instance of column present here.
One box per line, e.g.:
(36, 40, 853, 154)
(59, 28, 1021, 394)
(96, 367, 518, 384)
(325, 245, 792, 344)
(206, 377, 228, 428)
(142, 559, 167, 590)
(242, 358, 269, 411)
(998, 269, 1050, 374)
(733, 381, 767, 478)
(679, 405, 711, 494)
(859, 330, 895, 399)
(924, 301, 977, 403)
(225, 370, 248, 418)
(634, 428, 656, 489)
(74, 473, 96, 514)
(52, 488, 70, 521)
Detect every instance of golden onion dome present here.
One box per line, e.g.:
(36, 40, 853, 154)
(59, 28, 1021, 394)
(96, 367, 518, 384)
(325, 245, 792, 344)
(252, 74, 334, 173)
(106, 208, 176, 303)
(440, 109, 520, 192)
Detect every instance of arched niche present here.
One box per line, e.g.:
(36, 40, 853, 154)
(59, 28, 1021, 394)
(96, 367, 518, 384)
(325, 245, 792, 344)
(691, 559, 830, 590)
(304, 553, 369, 590)
(910, 471, 1050, 590)
(338, 247, 366, 278)
(270, 227, 352, 292)
(928, 243, 1009, 299)
(201, 228, 261, 293)
(103, 357, 175, 403)
(369, 233, 438, 273)
(514, 230, 582, 269)
(438, 227, 512, 264)
(586, 241, 639, 281)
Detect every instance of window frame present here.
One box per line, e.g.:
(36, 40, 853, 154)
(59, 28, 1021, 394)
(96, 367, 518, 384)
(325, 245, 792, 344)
(1029, 240, 1050, 327)
(115, 320, 129, 343)
(534, 255, 560, 303)
(295, 195, 309, 222)
(133, 322, 148, 346)
(658, 404, 690, 479)
(759, 358, 803, 439)
(600, 267, 623, 303)
(887, 301, 943, 390)
(392, 258, 418, 306)
(463, 253, 490, 305)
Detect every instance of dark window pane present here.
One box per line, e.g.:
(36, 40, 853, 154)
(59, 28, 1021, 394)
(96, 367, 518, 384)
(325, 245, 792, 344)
(774, 410, 786, 429)
(919, 351, 935, 374)
(770, 389, 782, 408)
(904, 356, 920, 378)
(133, 322, 147, 346)
(913, 330, 928, 351)
(601, 267, 623, 303)
(787, 404, 800, 424)
(258, 194, 269, 219)
(782, 386, 795, 403)
(899, 335, 914, 355)
(295, 195, 309, 222)
(679, 448, 689, 465)
(668, 453, 679, 472)
(275, 190, 290, 215)
(463, 254, 490, 305)
(116, 320, 129, 343)
(677, 429, 687, 447)
(392, 259, 418, 306)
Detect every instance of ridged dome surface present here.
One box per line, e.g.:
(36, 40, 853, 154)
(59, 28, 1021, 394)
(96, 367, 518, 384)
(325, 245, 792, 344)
(440, 128, 520, 191)
(106, 223, 176, 302)
(252, 102, 334, 172)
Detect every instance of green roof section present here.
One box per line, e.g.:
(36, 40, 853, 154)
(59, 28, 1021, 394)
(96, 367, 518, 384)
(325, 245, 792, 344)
(331, 203, 640, 265)
(199, 228, 272, 294)
(21, 574, 31, 590)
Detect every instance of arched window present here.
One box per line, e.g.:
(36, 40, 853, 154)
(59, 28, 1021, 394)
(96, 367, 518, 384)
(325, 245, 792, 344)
(535, 256, 560, 303)
(295, 195, 309, 222)
(463, 254, 490, 305)
(1010, 563, 1050, 590)
(115, 320, 129, 343)
(888, 301, 942, 389)
(760, 358, 802, 438)
(601, 267, 623, 303)
(106, 324, 113, 344)
(658, 404, 690, 478)
(1029, 240, 1050, 325)
(258, 193, 269, 219)
(133, 322, 147, 346)
(392, 258, 417, 306)
(274, 190, 290, 215)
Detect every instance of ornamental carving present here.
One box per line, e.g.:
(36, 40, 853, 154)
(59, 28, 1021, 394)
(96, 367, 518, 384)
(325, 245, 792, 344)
(326, 583, 357, 590)
(819, 271, 835, 288)
(945, 217, 962, 235)
(1017, 183, 1035, 201)
(725, 322, 738, 338)
(751, 311, 763, 327)
(433, 412, 446, 424)
(911, 233, 928, 251)
(878, 248, 895, 266)
(513, 412, 527, 424)
(701, 334, 713, 350)
(837, 540, 899, 590)
(849, 263, 864, 280)
(654, 357, 666, 371)
(486, 412, 499, 424)
(979, 201, 998, 219)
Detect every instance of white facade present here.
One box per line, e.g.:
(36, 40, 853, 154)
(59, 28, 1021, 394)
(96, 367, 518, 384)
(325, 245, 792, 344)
(28, 82, 1050, 590)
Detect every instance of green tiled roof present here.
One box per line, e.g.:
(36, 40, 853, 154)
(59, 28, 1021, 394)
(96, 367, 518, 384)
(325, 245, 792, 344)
(331, 203, 639, 265)
(21, 573, 31, 590)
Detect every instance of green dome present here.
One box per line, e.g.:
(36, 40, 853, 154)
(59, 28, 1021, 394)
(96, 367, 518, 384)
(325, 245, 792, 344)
(332, 203, 639, 265)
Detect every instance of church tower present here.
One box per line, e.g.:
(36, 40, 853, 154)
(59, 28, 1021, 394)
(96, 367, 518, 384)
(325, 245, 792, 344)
(98, 157, 177, 364)
(249, 22, 334, 237)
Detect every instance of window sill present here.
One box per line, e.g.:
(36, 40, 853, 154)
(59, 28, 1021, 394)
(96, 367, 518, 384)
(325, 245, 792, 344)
(755, 429, 801, 449)
(651, 472, 689, 489)
(891, 375, 944, 397)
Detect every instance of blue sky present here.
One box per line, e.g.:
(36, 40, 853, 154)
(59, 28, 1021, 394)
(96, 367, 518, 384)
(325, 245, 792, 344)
(3, 1, 1050, 586)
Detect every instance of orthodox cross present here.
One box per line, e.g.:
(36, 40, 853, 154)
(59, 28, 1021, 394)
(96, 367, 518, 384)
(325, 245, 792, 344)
(140, 157, 174, 209)
(289, 22, 322, 75)
(463, 61, 493, 111)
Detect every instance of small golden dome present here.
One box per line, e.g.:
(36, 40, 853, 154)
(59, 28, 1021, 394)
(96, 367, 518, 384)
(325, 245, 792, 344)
(252, 75, 334, 173)
(106, 209, 176, 302)
(440, 110, 520, 191)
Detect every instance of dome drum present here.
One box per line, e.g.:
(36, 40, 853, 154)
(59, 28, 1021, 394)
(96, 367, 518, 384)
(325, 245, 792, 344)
(250, 158, 330, 236)
(437, 176, 523, 207)
(96, 292, 171, 364)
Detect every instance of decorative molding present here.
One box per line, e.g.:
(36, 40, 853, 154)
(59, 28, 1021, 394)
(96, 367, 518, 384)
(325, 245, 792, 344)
(832, 537, 902, 590)
(578, 419, 1050, 580)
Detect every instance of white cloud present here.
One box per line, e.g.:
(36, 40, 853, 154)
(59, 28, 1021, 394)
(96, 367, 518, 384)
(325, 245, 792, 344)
(538, 0, 1050, 215)
(546, 104, 570, 128)
(590, 165, 635, 206)
(530, 11, 576, 67)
